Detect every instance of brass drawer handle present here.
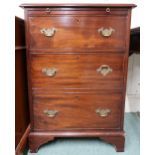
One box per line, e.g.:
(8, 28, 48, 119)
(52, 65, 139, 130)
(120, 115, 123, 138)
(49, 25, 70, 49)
(98, 27, 115, 37)
(96, 108, 111, 117)
(42, 67, 57, 77)
(97, 65, 113, 76)
(40, 28, 57, 37)
(43, 110, 58, 118)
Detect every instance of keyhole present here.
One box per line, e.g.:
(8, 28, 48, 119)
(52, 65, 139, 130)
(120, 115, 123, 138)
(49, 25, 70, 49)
(76, 19, 80, 23)
(75, 96, 80, 99)
(74, 18, 80, 24)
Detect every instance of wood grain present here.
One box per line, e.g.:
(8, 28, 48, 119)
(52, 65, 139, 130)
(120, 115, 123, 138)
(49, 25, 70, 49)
(21, 4, 135, 152)
(30, 53, 124, 90)
(28, 15, 127, 51)
(16, 125, 30, 155)
(29, 130, 125, 152)
(32, 93, 122, 130)
(15, 16, 29, 149)
(20, 3, 136, 8)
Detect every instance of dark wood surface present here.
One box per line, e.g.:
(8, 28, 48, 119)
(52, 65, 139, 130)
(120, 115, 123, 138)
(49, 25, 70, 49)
(28, 15, 127, 51)
(21, 4, 135, 152)
(29, 130, 125, 152)
(16, 125, 30, 155)
(129, 27, 140, 55)
(15, 17, 25, 47)
(33, 93, 122, 130)
(20, 3, 136, 8)
(30, 53, 124, 90)
(15, 16, 29, 153)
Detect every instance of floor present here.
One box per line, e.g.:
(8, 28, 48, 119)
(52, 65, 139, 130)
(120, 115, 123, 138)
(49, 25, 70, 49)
(27, 113, 140, 155)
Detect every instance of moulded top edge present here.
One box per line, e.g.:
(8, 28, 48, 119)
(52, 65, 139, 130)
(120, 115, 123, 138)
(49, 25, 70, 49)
(20, 3, 137, 9)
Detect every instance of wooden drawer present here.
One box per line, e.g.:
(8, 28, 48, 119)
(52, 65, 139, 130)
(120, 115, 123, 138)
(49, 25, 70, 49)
(30, 53, 124, 90)
(27, 9, 129, 16)
(28, 15, 127, 51)
(33, 93, 122, 131)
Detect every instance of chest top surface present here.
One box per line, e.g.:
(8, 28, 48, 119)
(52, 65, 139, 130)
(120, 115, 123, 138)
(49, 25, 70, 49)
(20, 3, 136, 9)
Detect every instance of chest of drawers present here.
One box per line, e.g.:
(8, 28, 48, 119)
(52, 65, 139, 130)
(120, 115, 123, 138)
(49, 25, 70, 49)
(21, 3, 136, 153)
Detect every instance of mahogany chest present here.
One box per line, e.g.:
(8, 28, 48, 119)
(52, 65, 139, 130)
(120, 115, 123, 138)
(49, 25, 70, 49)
(20, 3, 136, 153)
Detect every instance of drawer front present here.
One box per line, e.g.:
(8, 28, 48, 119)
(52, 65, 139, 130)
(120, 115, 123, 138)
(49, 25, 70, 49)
(33, 93, 122, 130)
(30, 53, 124, 90)
(28, 15, 127, 51)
